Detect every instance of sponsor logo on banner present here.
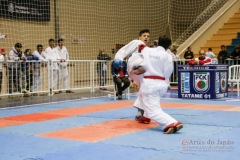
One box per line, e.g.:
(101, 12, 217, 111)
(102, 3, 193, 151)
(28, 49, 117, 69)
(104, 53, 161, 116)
(8, 3, 14, 13)
(220, 72, 227, 92)
(0, 0, 50, 21)
(181, 72, 190, 93)
(193, 72, 210, 93)
(215, 72, 220, 93)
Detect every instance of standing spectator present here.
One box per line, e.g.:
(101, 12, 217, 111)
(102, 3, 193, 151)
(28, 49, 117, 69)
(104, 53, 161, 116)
(170, 49, 180, 60)
(21, 49, 31, 93)
(184, 46, 194, 64)
(205, 48, 215, 59)
(0, 48, 6, 93)
(21, 49, 39, 93)
(217, 45, 228, 64)
(111, 59, 130, 100)
(170, 49, 180, 82)
(33, 44, 48, 60)
(32, 44, 48, 93)
(45, 38, 61, 94)
(8, 43, 26, 94)
(0, 36, 7, 93)
(97, 48, 111, 90)
(55, 38, 74, 93)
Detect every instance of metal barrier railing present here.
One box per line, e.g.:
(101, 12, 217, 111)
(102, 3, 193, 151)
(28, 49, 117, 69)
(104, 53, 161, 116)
(0, 60, 115, 97)
(0, 59, 239, 97)
(0, 60, 50, 96)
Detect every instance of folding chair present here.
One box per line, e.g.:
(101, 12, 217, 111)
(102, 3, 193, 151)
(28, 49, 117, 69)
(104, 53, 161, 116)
(228, 65, 240, 96)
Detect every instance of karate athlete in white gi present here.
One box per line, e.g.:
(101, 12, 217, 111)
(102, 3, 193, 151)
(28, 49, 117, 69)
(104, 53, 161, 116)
(132, 35, 183, 134)
(55, 39, 73, 93)
(114, 29, 151, 123)
(32, 44, 48, 93)
(45, 38, 63, 94)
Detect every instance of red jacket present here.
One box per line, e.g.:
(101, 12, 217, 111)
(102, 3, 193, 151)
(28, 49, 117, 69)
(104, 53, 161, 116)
(188, 57, 212, 65)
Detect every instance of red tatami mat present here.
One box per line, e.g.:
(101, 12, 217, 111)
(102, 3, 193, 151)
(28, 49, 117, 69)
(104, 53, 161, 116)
(38, 119, 158, 142)
(3, 113, 67, 122)
(0, 119, 26, 128)
(0, 100, 238, 129)
(44, 101, 132, 116)
(0, 101, 133, 128)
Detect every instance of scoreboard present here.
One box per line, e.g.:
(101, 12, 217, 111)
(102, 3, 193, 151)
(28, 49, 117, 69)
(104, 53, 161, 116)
(178, 65, 228, 99)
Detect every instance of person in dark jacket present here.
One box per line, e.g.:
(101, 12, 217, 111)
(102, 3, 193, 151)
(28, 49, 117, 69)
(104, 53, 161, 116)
(97, 48, 111, 90)
(230, 46, 240, 65)
(184, 46, 194, 64)
(111, 59, 130, 100)
(8, 43, 26, 93)
(21, 49, 39, 93)
(217, 45, 229, 64)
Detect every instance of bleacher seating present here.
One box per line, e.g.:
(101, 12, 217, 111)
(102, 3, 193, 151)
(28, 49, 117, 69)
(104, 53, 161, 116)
(201, 9, 240, 55)
(226, 32, 240, 54)
(226, 45, 236, 54)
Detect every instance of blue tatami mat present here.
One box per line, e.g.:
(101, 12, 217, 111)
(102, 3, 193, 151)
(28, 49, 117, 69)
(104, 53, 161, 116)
(0, 96, 239, 160)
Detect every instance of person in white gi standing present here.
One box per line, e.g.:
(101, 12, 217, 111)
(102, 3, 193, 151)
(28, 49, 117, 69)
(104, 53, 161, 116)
(32, 44, 48, 94)
(55, 39, 74, 93)
(132, 35, 183, 134)
(0, 48, 6, 93)
(114, 29, 151, 123)
(45, 38, 62, 94)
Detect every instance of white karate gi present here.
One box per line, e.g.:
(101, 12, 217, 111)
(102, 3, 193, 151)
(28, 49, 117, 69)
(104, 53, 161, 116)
(114, 40, 144, 61)
(206, 51, 215, 59)
(45, 47, 60, 90)
(114, 39, 145, 109)
(139, 46, 177, 128)
(32, 50, 48, 92)
(55, 46, 70, 90)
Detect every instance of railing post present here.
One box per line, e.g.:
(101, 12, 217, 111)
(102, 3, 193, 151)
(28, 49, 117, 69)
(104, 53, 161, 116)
(48, 60, 52, 96)
(90, 60, 94, 92)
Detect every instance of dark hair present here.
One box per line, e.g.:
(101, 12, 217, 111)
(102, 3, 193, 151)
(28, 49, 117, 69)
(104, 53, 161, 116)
(153, 40, 158, 46)
(58, 38, 64, 43)
(158, 35, 172, 50)
(49, 38, 55, 43)
(208, 47, 212, 51)
(14, 43, 22, 48)
(24, 49, 31, 54)
(221, 45, 226, 48)
(37, 44, 43, 48)
(139, 29, 150, 36)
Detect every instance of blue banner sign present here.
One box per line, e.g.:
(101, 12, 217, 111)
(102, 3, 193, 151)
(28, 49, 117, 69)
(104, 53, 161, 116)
(178, 65, 228, 99)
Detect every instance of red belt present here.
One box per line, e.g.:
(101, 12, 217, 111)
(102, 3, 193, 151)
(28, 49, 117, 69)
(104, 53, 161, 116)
(144, 76, 165, 80)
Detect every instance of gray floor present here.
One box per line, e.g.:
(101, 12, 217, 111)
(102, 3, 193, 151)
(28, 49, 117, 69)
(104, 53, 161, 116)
(0, 87, 137, 108)
(1, 84, 238, 108)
